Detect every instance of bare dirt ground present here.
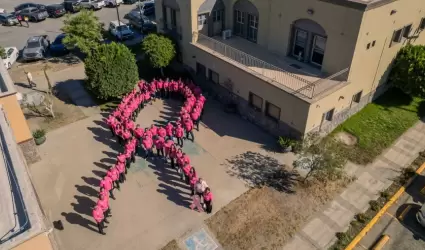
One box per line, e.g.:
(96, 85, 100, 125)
(23, 94, 86, 132)
(335, 131, 358, 146)
(206, 179, 348, 250)
(160, 240, 181, 250)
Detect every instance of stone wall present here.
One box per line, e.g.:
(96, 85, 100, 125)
(18, 139, 41, 165)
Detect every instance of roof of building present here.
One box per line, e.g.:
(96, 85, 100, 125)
(321, 0, 396, 10)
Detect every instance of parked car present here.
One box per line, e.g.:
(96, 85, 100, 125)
(124, 11, 156, 32)
(63, 0, 82, 13)
(1, 47, 19, 69)
(123, 0, 137, 4)
(46, 4, 66, 18)
(0, 8, 5, 14)
(15, 3, 46, 13)
(0, 13, 19, 26)
(104, 0, 123, 7)
(136, 0, 155, 16)
(50, 33, 69, 55)
(417, 204, 425, 227)
(80, 0, 105, 10)
(20, 7, 49, 22)
(109, 20, 134, 40)
(22, 35, 50, 61)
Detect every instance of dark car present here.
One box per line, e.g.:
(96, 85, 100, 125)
(136, 1, 155, 16)
(15, 3, 46, 13)
(19, 7, 49, 22)
(123, 0, 137, 4)
(50, 33, 69, 55)
(64, 0, 82, 13)
(0, 13, 19, 26)
(46, 4, 66, 18)
(124, 11, 156, 32)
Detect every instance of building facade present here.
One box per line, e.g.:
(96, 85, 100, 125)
(156, 0, 425, 138)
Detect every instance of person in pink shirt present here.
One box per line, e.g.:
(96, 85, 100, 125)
(165, 122, 174, 141)
(154, 136, 165, 158)
(164, 139, 174, 159)
(93, 205, 106, 234)
(100, 176, 115, 200)
(182, 110, 190, 121)
(172, 80, 179, 98)
(142, 135, 153, 159)
(203, 187, 213, 214)
(107, 167, 120, 190)
(150, 124, 158, 137)
(175, 124, 184, 147)
(163, 80, 169, 98)
(97, 196, 110, 223)
(150, 80, 157, 99)
(182, 152, 190, 165)
(182, 163, 192, 183)
(184, 118, 194, 141)
(116, 162, 126, 183)
(138, 80, 145, 92)
(157, 79, 164, 98)
(138, 92, 145, 111)
(158, 126, 166, 138)
(121, 129, 131, 145)
(144, 91, 152, 105)
(106, 115, 116, 137)
(125, 119, 135, 133)
(117, 153, 126, 164)
(191, 110, 201, 131)
(189, 167, 198, 194)
(114, 124, 123, 144)
(144, 128, 153, 138)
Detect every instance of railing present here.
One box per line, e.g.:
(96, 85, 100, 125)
(192, 32, 349, 99)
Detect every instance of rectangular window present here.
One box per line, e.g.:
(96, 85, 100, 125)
(265, 101, 280, 121)
(324, 108, 335, 121)
(249, 92, 263, 111)
(171, 9, 177, 28)
(247, 14, 258, 42)
(420, 18, 425, 30)
(162, 5, 167, 29)
(196, 62, 206, 78)
(352, 91, 362, 103)
(212, 10, 222, 22)
(392, 28, 403, 44)
(208, 69, 219, 84)
(310, 35, 326, 66)
(403, 24, 412, 38)
(234, 10, 244, 36)
(292, 29, 307, 60)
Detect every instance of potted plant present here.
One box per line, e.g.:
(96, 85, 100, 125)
(33, 129, 46, 145)
(278, 136, 295, 153)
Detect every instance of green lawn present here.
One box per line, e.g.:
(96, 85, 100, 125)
(333, 88, 425, 164)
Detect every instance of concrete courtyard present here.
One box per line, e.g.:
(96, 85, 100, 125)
(28, 95, 292, 250)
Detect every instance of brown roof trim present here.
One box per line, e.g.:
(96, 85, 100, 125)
(318, 0, 397, 11)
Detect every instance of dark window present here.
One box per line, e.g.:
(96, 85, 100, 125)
(352, 91, 362, 103)
(324, 108, 335, 121)
(212, 10, 222, 22)
(247, 14, 258, 42)
(171, 9, 177, 28)
(420, 18, 425, 30)
(162, 5, 167, 29)
(403, 24, 412, 38)
(292, 28, 307, 60)
(197, 14, 207, 25)
(196, 62, 206, 78)
(392, 28, 403, 44)
(265, 101, 280, 122)
(249, 92, 263, 111)
(234, 10, 244, 36)
(208, 69, 219, 84)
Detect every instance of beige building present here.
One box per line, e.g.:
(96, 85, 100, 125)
(156, 0, 425, 138)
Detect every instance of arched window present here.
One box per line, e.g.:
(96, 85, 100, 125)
(291, 19, 327, 67)
(233, 0, 259, 43)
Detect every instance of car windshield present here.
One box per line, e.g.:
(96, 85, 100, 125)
(4, 14, 14, 19)
(117, 25, 129, 31)
(53, 36, 64, 45)
(27, 41, 40, 49)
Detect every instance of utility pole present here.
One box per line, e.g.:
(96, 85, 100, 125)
(115, 2, 123, 40)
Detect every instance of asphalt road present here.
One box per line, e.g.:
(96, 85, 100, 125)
(358, 173, 425, 250)
(0, 0, 142, 49)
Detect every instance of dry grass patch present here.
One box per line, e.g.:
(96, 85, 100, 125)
(161, 240, 180, 250)
(207, 179, 349, 250)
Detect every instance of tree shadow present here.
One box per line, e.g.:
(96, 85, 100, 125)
(75, 184, 99, 198)
(395, 203, 425, 241)
(61, 212, 98, 233)
(47, 53, 82, 65)
(225, 151, 298, 193)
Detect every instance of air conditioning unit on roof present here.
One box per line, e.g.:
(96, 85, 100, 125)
(222, 29, 232, 40)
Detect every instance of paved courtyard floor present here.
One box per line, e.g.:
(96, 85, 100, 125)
(28, 97, 292, 250)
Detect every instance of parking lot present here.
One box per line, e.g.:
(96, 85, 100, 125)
(358, 172, 425, 250)
(0, 0, 146, 50)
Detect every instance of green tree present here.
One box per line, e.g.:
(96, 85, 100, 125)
(0, 46, 6, 59)
(85, 42, 139, 100)
(142, 34, 176, 76)
(61, 9, 103, 54)
(389, 44, 425, 97)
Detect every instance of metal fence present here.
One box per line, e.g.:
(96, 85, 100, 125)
(193, 32, 349, 99)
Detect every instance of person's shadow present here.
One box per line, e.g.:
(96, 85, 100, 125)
(61, 212, 98, 233)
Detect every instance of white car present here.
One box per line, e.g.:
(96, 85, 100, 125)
(104, 0, 123, 7)
(1, 47, 18, 69)
(80, 0, 105, 10)
(109, 20, 134, 40)
(0, 8, 5, 14)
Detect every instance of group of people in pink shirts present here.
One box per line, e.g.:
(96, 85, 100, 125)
(93, 79, 213, 235)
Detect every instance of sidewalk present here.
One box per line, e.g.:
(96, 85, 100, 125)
(283, 120, 425, 250)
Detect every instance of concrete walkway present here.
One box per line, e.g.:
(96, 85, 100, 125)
(283, 120, 425, 250)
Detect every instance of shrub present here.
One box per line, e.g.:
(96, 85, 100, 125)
(355, 213, 369, 224)
(398, 166, 416, 185)
(380, 190, 391, 201)
(369, 200, 380, 211)
(33, 129, 46, 139)
(278, 137, 294, 149)
(389, 45, 425, 97)
(84, 42, 139, 100)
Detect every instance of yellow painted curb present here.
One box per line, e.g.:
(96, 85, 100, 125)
(344, 162, 425, 250)
(398, 205, 411, 220)
(372, 235, 390, 250)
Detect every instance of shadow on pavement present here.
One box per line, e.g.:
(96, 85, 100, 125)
(225, 151, 298, 193)
(61, 212, 98, 233)
(75, 184, 99, 198)
(71, 195, 96, 217)
(81, 176, 100, 187)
